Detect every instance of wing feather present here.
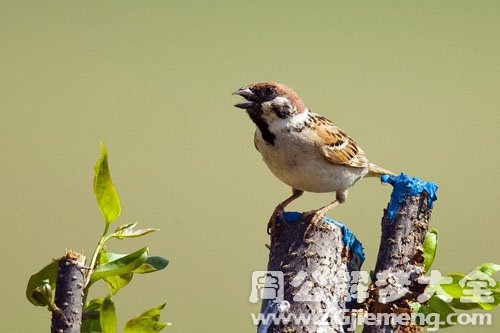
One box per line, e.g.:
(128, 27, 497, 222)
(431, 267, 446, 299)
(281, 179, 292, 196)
(315, 115, 369, 168)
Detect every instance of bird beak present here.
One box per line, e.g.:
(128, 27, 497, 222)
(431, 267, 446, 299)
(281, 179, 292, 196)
(233, 86, 256, 99)
(232, 87, 257, 109)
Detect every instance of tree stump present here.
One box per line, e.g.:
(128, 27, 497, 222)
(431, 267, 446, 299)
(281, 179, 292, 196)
(258, 212, 364, 333)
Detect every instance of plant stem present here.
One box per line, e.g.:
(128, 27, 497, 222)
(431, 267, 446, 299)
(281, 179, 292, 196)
(84, 223, 110, 288)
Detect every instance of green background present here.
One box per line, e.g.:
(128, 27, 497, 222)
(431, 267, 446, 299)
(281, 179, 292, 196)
(1, 1, 499, 332)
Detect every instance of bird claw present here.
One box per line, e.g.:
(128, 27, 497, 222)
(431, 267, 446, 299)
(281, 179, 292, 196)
(267, 207, 286, 234)
(277, 210, 286, 224)
(310, 210, 327, 225)
(267, 216, 276, 235)
(303, 210, 327, 239)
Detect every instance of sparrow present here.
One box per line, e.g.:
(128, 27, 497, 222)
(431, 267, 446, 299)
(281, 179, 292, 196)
(233, 81, 396, 234)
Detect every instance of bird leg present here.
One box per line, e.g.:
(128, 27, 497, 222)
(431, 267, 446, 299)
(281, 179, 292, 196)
(268, 188, 304, 234)
(304, 190, 348, 237)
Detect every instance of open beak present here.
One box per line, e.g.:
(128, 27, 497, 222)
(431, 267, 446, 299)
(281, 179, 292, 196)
(232, 87, 257, 109)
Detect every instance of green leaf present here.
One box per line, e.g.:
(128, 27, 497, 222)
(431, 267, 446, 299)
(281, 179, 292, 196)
(474, 263, 500, 277)
(26, 261, 58, 306)
(104, 273, 133, 294)
(440, 273, 465, 298)
(428, 295, 455, 316)
(124, 304, 169, 333)
(408, 301, 421, 312)
(85, 298, 103, 312)
(100, 251, 127, 263)
(440, 272, 500, 311)
(418, 295, 456, 328)
(422, 228, 438, 272)
(478, 290, 500, 310)
(94, 143, 121, 225)
(438, 273, 482, 310)
(113, 222, 159, 240)
(100, 295, 117, 333)
(140, 304, 165, 319)
(124, 318, 168, 333)
(134, 256, 169, 274)
(96, 248, 135, 294)
(89, 247, 148, 285)
(448, 298, 482, 310)
(82, 298, 103, 333)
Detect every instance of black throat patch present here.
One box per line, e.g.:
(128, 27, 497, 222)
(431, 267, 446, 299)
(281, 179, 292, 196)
(247, 110, 276, 145)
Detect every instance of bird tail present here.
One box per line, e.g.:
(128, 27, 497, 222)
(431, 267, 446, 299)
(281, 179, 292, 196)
(367, 162, 397, 177)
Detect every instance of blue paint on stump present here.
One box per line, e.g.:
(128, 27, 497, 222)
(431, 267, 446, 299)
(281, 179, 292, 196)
(381, 173, 438, 221)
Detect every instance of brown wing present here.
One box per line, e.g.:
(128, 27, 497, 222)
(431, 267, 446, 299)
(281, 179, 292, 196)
(315, 115, 369, 168)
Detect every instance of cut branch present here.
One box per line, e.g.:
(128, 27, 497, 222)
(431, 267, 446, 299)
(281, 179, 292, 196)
(258, 212, 363, 333)
(362, 182, 436, 333)
(51, 251, 86, 333)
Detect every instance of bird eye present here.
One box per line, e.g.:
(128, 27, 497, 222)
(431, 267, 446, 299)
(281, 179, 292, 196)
(264, 87, 276, 96)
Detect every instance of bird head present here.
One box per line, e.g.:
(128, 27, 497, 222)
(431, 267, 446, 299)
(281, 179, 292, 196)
(233, 82, 306, 125)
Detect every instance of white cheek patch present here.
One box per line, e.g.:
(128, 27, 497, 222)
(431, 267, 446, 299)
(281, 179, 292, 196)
(289, 108, 309, 126)
(271, 96, 293, 109)
(267, 109, 311, 135)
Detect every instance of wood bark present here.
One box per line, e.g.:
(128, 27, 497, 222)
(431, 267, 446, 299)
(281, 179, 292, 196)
(258, 214, 355, 333)
(362, 193, 433, 333)
(51, 251, 86, 333)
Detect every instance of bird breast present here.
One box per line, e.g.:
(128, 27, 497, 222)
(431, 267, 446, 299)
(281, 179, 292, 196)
(254, 127, 368, 193)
